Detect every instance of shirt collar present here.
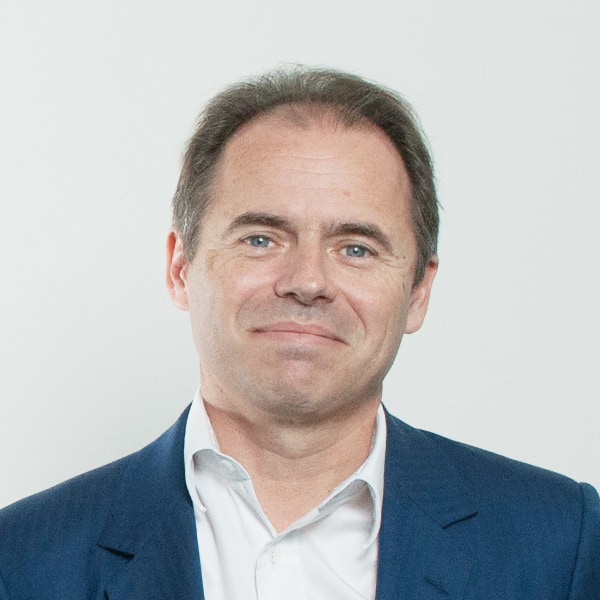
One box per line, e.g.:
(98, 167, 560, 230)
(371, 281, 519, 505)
(184, 389, 386, 547)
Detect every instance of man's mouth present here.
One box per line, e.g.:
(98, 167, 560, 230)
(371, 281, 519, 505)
(253, 322, 346, 344)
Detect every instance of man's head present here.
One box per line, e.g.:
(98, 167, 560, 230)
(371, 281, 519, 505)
(172, 66, 438, 284)
(167, 67, 439, 426)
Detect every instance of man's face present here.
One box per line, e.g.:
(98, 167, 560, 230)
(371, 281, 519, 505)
(168, 110, 437, 425)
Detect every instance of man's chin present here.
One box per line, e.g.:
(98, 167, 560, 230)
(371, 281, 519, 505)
(252, 383, 371, 427)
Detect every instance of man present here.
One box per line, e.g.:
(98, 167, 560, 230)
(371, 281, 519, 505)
(0, 67, 598, 599)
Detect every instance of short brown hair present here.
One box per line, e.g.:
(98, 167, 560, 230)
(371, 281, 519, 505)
(172, 66, 438, 283)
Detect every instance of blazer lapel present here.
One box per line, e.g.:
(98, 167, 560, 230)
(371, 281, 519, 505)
(376, 412, 478, 600)
(95, 407, 205, 599)
(101, 500, 203, 600)
(90, 406, 478, 599)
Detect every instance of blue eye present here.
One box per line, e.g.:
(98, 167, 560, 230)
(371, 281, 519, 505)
(247, 235, 272, 248)
(345, 244, 368, 258)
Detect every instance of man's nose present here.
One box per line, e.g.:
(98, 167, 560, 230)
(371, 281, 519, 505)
(274, 245, 336, 305)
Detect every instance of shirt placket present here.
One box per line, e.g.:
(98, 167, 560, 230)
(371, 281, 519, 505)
(255, 530, 306, 600)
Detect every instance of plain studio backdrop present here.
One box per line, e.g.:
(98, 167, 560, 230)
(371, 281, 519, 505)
(1, 1, 598, 508)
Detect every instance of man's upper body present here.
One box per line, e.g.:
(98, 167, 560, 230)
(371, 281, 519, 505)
(1, 399, 598, 599)
(1, 67, 598, 597)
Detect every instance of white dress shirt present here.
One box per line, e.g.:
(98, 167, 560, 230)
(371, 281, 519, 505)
(183, 392, 386, 600)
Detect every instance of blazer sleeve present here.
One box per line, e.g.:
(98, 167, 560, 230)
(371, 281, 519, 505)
(568, 483, 600, 599)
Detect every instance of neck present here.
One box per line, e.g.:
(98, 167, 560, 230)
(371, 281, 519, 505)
(203, 397, 380, 531)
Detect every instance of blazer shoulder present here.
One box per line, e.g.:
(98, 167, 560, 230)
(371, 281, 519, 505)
(0, 405, 191, 586)
(385, 411, 590, 500)
(383, 412, 600, 596)
(0, 452, 133, 557)
(384, 411, 599, 545)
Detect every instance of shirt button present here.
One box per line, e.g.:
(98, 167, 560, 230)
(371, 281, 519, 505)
(267, 546, 281, 564)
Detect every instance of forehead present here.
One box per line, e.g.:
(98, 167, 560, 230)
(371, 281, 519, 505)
(217, 107, 410, 192)
(224, 104, 405, 164)
(206, 107, 414, 242)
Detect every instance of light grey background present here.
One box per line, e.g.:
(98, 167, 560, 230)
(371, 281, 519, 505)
(1, 1, 598, 508)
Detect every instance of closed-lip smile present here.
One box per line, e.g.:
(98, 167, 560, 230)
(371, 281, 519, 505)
(254, 322, 346, 344)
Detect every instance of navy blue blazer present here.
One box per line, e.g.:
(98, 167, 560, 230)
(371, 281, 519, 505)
(1, 407, 599, 599)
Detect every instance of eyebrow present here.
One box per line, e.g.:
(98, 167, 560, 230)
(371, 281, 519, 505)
(224, 212, 295, 236)
(223, 211, 394, 254)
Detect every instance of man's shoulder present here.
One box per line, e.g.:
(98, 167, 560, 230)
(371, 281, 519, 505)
(0, 450, 134, 569)
(384, 411, 594, 509)
(0, 451, 136, 594)
(382, 413, 600, 596)
(0, 451, 132, 527)
(0, 406, 191, 585)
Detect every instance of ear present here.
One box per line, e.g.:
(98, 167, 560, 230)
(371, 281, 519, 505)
(166, 229, 190, 311)
(405, 256, 438, 334)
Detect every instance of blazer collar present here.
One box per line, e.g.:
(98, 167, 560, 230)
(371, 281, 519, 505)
(96, 406, 205, 599)
(376, 410, 478, 600)
(93, 405, 479, 599)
